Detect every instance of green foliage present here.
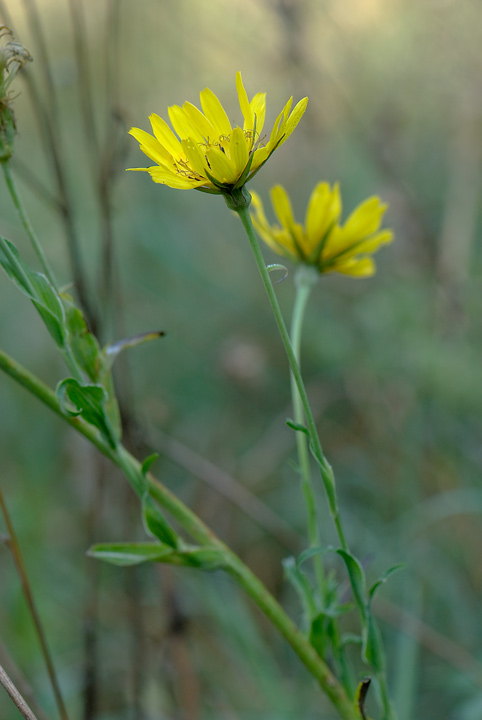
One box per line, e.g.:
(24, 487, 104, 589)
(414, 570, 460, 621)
(89, 541, 228, 571)
(56, 378, 119, 449)
(63, 299, 101, 380)
(0, 235, 66, 347)
(142, 493, 179, 548)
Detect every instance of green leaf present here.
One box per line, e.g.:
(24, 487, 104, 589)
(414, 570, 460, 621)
(341, 632, 362, 648)
(56, 378, 118, 449)
(180, 547, 228, 571)
(363, 612, 386, 673)
(141, 453, 159, 475)
(266, 263, 288, 285)
(88, 541, 228, 572)
(369, 563, 405, 601)
(283, 556, 315, 621)
(286, 418, 310, 436)
(103, 330, 165, 372)
(322, 602, 355, 619)
(309, 612, 328, 659)
(297, 545, 330, 568)
(28, 272, 66, 347)
(64, 302, 102, 380)
(142, 495, 179, 549)
(88, 542, 175, 566)
(0, 236, 31, 293)
(0, 236, 66, 347)
(336, 549, 368, 621)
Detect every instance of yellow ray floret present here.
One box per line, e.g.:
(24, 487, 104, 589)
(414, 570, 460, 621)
(250, 183, 393, 277)
(127, 72, 308, 193)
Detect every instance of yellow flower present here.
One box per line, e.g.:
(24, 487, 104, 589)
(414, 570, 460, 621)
(128, 72, 308, 194)
(250, 183, 393, 277)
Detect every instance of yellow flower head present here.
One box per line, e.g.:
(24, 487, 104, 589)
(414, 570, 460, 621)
(128, 72, 308, 194)
(250, 182, 394, 277)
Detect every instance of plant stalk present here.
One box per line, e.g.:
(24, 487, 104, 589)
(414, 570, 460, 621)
(1, 161, 56, 288)
(290, 266, 326, 598)
(235, 203, 348, 551)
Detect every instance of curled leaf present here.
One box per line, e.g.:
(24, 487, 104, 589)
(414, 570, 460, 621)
(266, 263, 288, 285)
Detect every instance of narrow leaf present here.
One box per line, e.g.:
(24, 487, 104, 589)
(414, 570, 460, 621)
(283, 556, 315, 621)
(363, 612, 386, 673)
(143, 494, 179, 549)
(64, 303, 102, 380)
(297, 545, 330, 568)
(309, 612, 328, 659)
(336, 549, 367, 621)
(141, 453, 159, 476)
(286, 418, 310, 437)
(88, 542, 175, 566)
(369, 563, 405, 601)
(266, 263, 288, 285)
(104, 330, 165, 371)
(0, 237, 66, 347)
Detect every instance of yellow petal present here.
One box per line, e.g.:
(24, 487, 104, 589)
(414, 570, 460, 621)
(348, 229, 394, 256)
(128, 127, 172, 167)
(270, 185, 296, 231)
(182, 101, 217, 142)
(200, 87, 232, 137)
(205, 146, 238, 184)
(148, 166, 202, 189)
(250, 190, 271, 233)
(305, 182, 341, 250)
(229, 126, 249, 175)
(278, 97, 308, 147)
(266, 98, 292, 152)
(236, 71, 253, 130)
(249, 92, 266, 136)
(328, 256, 375, 277)
(149, 114, 183, 158)
(342, 196, 387, 239)
(168, 104, 205, 144)
(181, 139, 208, 178)
(250, 145, 270, 173)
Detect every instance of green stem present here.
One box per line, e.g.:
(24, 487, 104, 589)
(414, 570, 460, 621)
(290, 266, 326, 598)
(0, 347, 360, 720)
(1, 161, 57, 288)
(292, 267, 355, 696)
(235, 204, 348, 551)
(235, 198, 396, 717)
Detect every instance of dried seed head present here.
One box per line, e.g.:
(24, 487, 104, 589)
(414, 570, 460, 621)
(0, 27, 32, 161)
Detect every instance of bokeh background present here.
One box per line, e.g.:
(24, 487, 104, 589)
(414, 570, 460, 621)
(1, 0, 482, 718)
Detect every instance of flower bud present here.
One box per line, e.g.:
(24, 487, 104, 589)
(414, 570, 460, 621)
(0, 27, 32, 161)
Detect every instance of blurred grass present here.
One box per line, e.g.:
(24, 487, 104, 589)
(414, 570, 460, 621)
(1, 0, 482, 718)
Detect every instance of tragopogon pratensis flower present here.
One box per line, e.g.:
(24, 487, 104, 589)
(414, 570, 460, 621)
(250, 183, 393, 277)
(128, 72, 307, 195)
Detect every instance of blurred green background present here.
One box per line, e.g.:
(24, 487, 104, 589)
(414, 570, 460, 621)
(1, 0, 482, 718)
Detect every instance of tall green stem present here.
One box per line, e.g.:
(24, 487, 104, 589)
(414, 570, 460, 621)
(235, 203, 348, 551)
(290, 266, 326, 597)
(234, 196, 395, 719)
(1, 161, 57, 288)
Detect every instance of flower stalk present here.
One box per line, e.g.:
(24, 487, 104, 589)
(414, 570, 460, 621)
(289, 265, 326, 591)
(235, 201, 349, 550)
